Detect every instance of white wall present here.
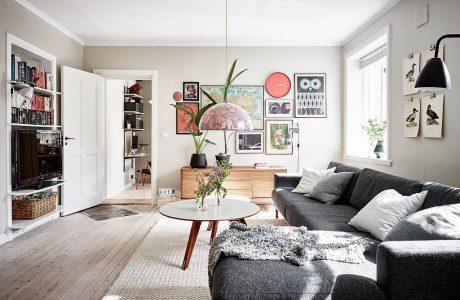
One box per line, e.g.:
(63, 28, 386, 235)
(343, 0, 460, 187)
(84, 46, 342, 192)
(0, 0, 83, 241)
(105, 79, 125, 198)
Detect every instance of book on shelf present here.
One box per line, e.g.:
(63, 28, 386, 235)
(254, 163, 270, 169)
(11, 90, 54, 126)
(11, 54, 52, 90)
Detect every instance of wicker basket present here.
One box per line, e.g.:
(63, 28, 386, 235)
(12, 193, 57, 219)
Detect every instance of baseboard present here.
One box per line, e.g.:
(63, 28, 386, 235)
(0, 232, 11, 245)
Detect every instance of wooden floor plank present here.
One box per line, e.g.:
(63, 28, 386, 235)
(0, 203, 273, 299)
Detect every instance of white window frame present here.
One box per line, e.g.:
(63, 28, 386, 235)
(343, 26, 392, 166)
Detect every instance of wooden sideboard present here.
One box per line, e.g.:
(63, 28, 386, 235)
(180, 166, 287, 199)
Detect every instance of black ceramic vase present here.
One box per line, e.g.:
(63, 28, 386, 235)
(374, 140, 385, 159)
(190, 153, 207, 168)
(215, 153, 231, 165)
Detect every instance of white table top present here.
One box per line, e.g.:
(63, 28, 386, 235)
(159, 198, 260, 222)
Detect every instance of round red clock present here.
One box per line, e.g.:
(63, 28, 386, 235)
(265, 72, 291, 98)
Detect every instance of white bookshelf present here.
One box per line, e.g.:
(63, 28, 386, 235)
(5, 33, 65, 237)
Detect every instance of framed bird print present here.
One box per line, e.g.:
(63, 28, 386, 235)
(402, 53, 420, 95)
(421, 94, 444, 138)
(265, 120, 293, 155)
(403, 98, 420, 137)
(294, 73, 327, 118)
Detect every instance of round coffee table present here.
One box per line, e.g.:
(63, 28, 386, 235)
(159, 198, 260, 270)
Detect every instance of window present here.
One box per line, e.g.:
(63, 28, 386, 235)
(345, 29, 389, 163)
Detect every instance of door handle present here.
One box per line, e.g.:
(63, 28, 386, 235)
(64, 136, 75, 145)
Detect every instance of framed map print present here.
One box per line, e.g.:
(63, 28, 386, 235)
(294, 73, 327, 118)
(265, 120, 293, 155)
(201, 85, 264, 129)
(175, 102, 199, 134)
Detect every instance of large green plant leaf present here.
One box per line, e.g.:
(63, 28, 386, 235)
(194, 102, 215, 126)
(229, 69, 248, 86)
(200, 87, 217, 104)
(203, 139, 216, 145)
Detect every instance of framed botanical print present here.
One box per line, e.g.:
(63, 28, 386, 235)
(265, 120, 293, 155)
(235, 131, 264, 154)
(294, 73, 327, 118)
(176, 102, 199, 134)
(201, 85, 264, 129)
(265, 99, 293, 118)
(183, 82, 199, 101)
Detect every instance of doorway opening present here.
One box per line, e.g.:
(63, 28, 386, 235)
(93, 70, 158, 206)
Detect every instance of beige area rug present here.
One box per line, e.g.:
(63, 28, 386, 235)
(103, 216, 287, 300)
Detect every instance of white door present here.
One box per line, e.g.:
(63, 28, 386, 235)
(62, 66, 105, 215)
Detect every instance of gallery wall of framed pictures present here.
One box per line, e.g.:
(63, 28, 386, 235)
(174, 71, 328, 155)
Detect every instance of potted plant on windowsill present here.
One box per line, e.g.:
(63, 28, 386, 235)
(171, 104, 216, 168)
(361, 119, 388, 159)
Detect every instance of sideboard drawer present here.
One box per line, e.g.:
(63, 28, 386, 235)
(223, 180, 252, 190)
(226, 189, 253, 198)
(180, 166, 287, 199)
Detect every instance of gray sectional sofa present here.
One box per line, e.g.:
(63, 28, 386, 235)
(209, 161, 460, 300)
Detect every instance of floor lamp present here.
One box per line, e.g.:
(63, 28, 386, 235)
(288, 123, 300, 172)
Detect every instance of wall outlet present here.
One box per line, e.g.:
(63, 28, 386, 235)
(416, 2, 429, 28)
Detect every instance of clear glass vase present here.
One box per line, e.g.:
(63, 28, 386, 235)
(215, 190, 221, 206)
(198, 196, 208, 211)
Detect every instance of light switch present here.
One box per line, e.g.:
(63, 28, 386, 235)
(416, 2, 429, 28)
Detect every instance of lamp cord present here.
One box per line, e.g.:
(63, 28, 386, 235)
(225, 0, 228, 75)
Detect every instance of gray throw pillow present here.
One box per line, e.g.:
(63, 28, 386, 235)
(385, 203, 460, 241)
(308, 172, 354, 205)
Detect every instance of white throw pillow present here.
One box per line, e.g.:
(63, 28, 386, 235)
(292, 167, 336, 194)
(348, 189, 428, 240)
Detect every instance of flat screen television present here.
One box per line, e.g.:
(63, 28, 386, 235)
(12, 129, 63, 190)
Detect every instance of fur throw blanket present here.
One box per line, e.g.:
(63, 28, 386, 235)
(209, 222, 375, 275)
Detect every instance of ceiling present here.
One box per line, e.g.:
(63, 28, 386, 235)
(18, 0, 399, 46)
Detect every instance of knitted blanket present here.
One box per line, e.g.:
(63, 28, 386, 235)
(209, 222, 375, 275)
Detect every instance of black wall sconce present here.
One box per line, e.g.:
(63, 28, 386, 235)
(415, 34, 460, 92)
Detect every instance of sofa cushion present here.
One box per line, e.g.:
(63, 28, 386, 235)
(385, 203, 460, 241)
(285, 202, 361, 232)
(421, 182, 460, 209)
(211, 255, 381, 300)
(308, 172, 354, 205)
(328, 161, 362, 204)
(349, 189, 428, 241)
(272, 189, 320, 217)
(349, 168, 424, 210)
(292, 167, 336, 194)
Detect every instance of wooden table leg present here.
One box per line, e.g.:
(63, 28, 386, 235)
(182, 221, 202, 270)
(210, 221, 219, 243)
(207, 222, 213, 231)
(238, 218, 247, 225)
